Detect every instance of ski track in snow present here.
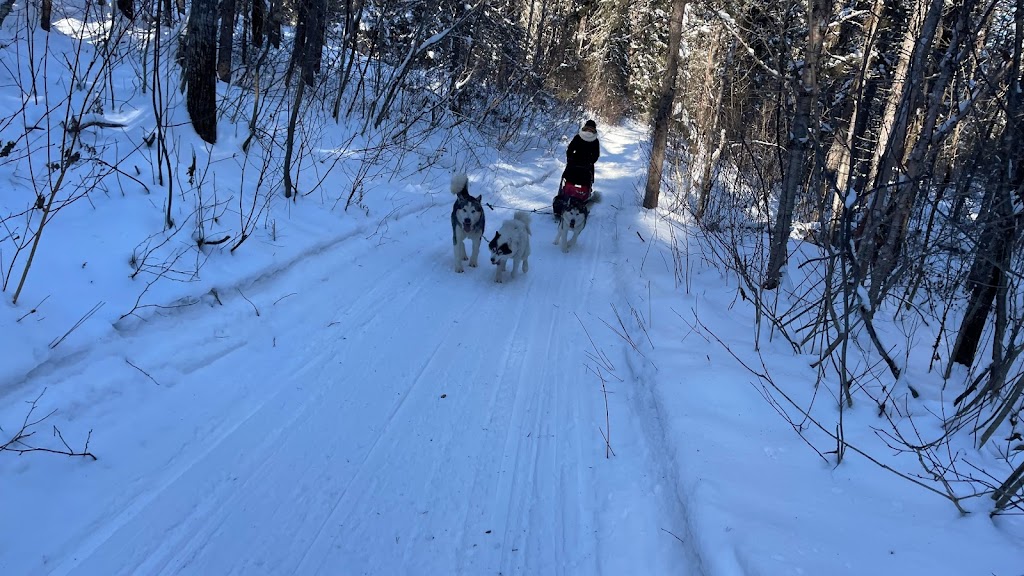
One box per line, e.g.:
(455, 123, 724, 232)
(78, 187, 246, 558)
(15, 140, 699, 575)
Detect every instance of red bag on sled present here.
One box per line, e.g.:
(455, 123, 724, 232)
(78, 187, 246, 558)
(559, 179, 592, 201)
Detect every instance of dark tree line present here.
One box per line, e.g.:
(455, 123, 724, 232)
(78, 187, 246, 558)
(168, 0, 683, 146)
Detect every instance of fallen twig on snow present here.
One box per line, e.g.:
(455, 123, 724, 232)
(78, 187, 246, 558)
(125, 358, 161, 386)
(577, 313, 617, 458)
(237, 288, 260, 316)
(49, 301, 105, 349)
(1, 389, 97, 461)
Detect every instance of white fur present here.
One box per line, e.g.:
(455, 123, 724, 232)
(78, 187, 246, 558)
(450, 173, 469, 195)
(451, 173, 484, 273)
(490, 211, 532, 283)
(553, 206, 587, 253)
(453, 209, 482, 272)
(553, 191, 600, 253)
(453, 226, 481, 272)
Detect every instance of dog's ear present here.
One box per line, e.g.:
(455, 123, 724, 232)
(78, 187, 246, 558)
(488, 232, 500, 249)
(474, 194, 482, 203)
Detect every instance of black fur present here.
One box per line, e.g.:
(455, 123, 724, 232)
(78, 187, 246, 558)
(553, 192, 601, 253)
(450, 174, 485, 273)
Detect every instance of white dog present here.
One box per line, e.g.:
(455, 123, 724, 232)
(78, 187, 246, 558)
(488, 211, 532, 283)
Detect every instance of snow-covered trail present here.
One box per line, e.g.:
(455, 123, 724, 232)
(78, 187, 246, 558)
(3, 126, 698, 575)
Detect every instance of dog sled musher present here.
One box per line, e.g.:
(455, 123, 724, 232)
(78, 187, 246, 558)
(553, 120, 600, 219)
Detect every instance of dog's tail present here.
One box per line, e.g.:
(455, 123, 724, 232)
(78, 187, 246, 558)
(451, 173, 469, 196)
(514, 210, 532, 235)
(588, 191, 602, 205)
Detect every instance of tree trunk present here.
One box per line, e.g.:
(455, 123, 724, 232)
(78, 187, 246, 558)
(117, 0, 135, 20)
(267, 0, 282, 48)
(283, 78, 306, 199)
(695, 31, 729, 221)
(303, 0, 326, 83)
(642, 0, 687, 209)
(285, 0, 307, 86)
(217, 0, 237, 82)
(867, 0, 979, 305)
(949, 185, 1019, 369)
(949, 0, 1024, 371)
(533, 0, 551, 71)
(332, 0, 365, 119)
(40, 0, 51, 30)
(856, 0, 944, 293)
(185, 0, 219, 143)
(252, 0, 265, 48)
(763, 0, 829, 290)
(286, 0, 326, 86)
(240, 0, 249, 63)
(825, 0, 884, 238)
(448, 0, 468, 112)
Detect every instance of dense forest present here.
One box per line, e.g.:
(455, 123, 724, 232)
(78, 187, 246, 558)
(2, 0, 1022, 513)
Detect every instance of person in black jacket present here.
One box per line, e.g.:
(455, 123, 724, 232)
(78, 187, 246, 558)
(563, 120, 600, 187)
(554, 120, 601, 219)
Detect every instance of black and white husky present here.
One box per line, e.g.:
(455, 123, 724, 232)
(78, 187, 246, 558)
(450, 173, 485, 273)
(553, 191, 601, 253)
(488, 211, 532, 283)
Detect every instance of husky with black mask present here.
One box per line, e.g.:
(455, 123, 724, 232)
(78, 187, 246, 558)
(450, 173, 485, 273)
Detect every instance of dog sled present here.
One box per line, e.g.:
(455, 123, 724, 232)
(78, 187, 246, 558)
(553, 162, 597, 219)
(556, 161, 596, 202)
(552, 176, 596, 220)
(557, 177, 594, 202)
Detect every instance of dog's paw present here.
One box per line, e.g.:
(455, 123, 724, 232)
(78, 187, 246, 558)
(561, 245, 569, 253)
(455, 265, 465, 273)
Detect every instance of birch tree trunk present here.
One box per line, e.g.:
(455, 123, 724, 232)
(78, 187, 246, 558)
(856, 0, 944, 300)
(762, 0, 829, 289)
(695, 31, 730, 221)
(642, 0, 687, 210)
(825, 0, 884, 238)
(867, 0, 985, 305)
